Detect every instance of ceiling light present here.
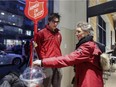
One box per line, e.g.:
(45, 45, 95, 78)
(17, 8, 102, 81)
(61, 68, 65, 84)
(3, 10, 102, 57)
(12, 15, 15, 17)
(1, 12, 5, 15)
(13, 23, 16, 25)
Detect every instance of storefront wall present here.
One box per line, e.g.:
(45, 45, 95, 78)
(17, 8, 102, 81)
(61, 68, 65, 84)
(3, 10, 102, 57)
(54, 0, 87, 87)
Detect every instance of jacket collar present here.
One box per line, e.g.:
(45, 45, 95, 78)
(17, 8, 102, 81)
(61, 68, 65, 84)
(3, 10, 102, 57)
(45, 25, 59, 34)
(76, 35, 93, 49)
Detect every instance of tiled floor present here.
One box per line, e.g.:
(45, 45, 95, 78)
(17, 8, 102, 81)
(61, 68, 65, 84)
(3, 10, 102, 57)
(104, 70, 116, 87)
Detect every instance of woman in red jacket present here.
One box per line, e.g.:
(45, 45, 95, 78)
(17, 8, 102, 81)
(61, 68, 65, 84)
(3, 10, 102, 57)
(33, 22, 104, 87)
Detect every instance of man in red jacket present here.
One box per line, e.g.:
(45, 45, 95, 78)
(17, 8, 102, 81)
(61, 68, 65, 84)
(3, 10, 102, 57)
(35, 13, 62, 87)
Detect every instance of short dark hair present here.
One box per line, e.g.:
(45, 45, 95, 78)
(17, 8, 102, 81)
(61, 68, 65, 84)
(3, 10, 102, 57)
(48, 13, 61, 22)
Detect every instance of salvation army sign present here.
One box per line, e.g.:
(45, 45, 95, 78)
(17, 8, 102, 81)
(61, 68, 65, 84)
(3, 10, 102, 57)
(24, 0, 48, 67)
(24, 0, 48, 22)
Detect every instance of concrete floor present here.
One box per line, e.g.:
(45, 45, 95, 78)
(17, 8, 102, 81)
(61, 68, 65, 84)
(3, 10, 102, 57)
(104, 70, 116, 87)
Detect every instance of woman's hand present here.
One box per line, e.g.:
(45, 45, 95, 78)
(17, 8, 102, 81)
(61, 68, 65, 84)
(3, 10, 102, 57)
(33, 60, 42, 66)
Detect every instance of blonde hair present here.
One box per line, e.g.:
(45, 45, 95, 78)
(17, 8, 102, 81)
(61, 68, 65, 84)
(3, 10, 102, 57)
(77, 22, 94, 36)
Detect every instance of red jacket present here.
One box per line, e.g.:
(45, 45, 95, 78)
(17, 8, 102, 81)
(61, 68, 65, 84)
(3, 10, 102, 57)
(35, 25, 62, 59)
(42, 41, 103, 87)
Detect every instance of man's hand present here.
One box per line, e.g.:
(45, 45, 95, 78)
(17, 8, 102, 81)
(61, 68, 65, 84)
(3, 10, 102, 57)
(33, 60, 42, 66)
(33, 41, 38, 47)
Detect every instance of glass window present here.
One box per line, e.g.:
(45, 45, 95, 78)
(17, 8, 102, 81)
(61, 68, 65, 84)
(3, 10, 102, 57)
(0, 10, 23, 27)
(0, 27, 3, 32)
(26, 30, 31, 36)
(18, 28, 23, 34)
(97, 16, 106, 46)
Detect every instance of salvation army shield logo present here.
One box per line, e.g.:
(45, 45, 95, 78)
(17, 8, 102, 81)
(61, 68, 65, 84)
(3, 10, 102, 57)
(28, 1, 44, 19)
(24, 0, 48, 22)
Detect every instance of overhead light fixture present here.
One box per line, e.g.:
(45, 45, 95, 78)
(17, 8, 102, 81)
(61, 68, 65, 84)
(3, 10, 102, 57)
(1, 12, 5, 15)
(12, 15, 15, 17)
(13, 23, 16, 25)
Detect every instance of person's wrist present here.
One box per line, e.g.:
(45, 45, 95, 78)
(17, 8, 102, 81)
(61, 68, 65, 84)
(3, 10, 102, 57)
(40, 60, 42, 67)
(38, 60, 42, 67)
(33, 59, 42, 66)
